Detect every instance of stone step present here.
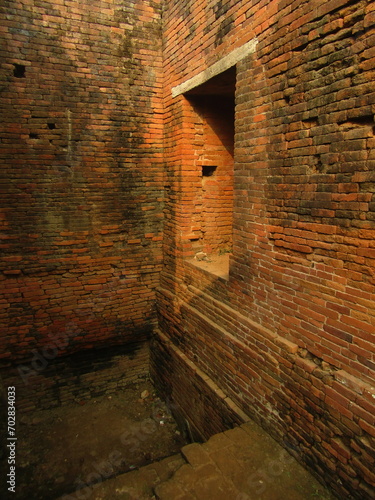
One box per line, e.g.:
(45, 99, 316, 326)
(155, 422, 337, 500)
(154, 460, 241, 500)
(155, 440, 243, 500)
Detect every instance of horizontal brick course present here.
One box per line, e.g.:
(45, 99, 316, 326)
(1, 0, 374, 498)
(158, 1, 375, 498)
(0, 0, 164, 362)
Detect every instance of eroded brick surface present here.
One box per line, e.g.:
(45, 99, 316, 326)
(1, 0, 374, 498)
(156, 1, 375, 499)
(0, 0, 164, 366)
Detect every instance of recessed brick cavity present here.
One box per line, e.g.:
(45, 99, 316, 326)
(13, 63, 25, 78)
(185, 67, 235, 255)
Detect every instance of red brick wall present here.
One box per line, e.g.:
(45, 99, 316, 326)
(156, 1, 375, 498)
(1, 0, 374, 496)
(0, 0, 163, 362)
(4, 341, 150, 413)
(187, 93, 234, 254)
(150, 330, 247, 442)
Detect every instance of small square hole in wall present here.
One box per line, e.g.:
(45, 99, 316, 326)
(202, 165, 217, 177)
(13, 64, 26, 78)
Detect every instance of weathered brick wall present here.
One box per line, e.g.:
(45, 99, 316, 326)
(187, 93, 234, 254)
(3, 341, 149, 413)
(1, 0, 374, 495)
(150, 330, 248, 442)
(0, 0, 163, 365)
(157, 1, 375, 498)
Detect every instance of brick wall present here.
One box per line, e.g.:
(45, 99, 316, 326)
(156, 1, 375, 498)
(1, 0, 374, 496)
(3, 341, 149, 413)
(186, 89, 235, 255)
(0, 0, 163, 367)
(150, 330, 248, 442)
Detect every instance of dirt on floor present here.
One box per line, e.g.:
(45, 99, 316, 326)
(187, 253, 230, 279)
(2, 379, 187, 500)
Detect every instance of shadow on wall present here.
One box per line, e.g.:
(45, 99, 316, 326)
(0, 0, 163, 367)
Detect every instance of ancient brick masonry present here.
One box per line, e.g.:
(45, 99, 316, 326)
(1, 0, 375, 498)
(0, 0, 164, 365)
(186, 87, 235, 255)
(153, 0, 375, 499)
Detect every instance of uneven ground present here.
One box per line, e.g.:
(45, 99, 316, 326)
(0, 376, 340, 500)
(4, 380, 186, 499)
(65, 421, 338, 500)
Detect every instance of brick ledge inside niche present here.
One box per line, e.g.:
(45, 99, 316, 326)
(185, 253, 230, 281)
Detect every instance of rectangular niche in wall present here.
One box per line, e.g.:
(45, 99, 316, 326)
(185, 66, 235, 260)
